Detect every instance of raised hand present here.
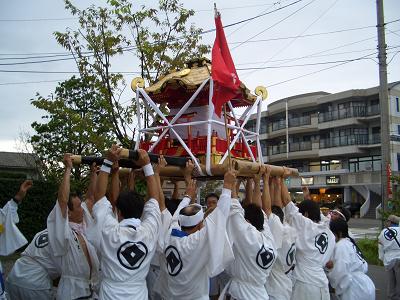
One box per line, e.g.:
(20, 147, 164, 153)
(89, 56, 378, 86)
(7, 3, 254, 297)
(185, 179, 197, 203)
(154, 155, 167, 175)
(223, 170, 237, 191)
(183, 159, 195, 183)
(63, 153, 73, 169)
(106, 144, 122, 163)
(14, 179, 34, 203)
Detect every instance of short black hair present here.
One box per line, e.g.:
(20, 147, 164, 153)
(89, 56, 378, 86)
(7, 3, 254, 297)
(116, 190, 144, 219)
(165, 197, 180, 215)
(271, 205, 284, 223)
(205, 193, 219, 202)
(68, 192, 82, 211)
(179, 205, 202, 231)
(243, 203, 264, 231)
(298, 200, 321, 222)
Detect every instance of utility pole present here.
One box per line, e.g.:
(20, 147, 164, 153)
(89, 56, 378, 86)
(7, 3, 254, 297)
(376, 0, 390, 215)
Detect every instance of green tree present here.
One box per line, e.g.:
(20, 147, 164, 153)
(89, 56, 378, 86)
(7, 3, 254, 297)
(54, 0, 210, 144)
(30, 76, 116, 181)
(383, 175, 400, 219)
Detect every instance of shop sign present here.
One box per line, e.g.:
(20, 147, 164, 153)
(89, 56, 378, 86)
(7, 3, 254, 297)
(301, 177, 314, 185)
(326, 175, 340, 185)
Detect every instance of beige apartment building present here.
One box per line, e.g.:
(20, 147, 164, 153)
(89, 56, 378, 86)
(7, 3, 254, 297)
(247, 82, 400, 218)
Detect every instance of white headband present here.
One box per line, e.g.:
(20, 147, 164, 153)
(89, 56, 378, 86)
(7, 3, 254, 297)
(331, 209, 346, 221)
(179, 205, 204, 227)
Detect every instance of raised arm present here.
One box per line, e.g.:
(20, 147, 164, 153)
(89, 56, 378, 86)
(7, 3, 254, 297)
(109, 161, 120, 209)
(84, 163, 98, 213)
(136, 149, 158, 203)
(302, 185, 311, 201)
(58, 154, 73, 218)
(14, 179, 33, 204)
(127, 169, 136, 191)
(154, 156, 167, 211)
(171, 181, 179, 200)
(262, 166, 272, 215)
(243, 178, 253, 206)
(183, 159, 195, 190)
(94, 145, 121, 203)
(281, 175, 292, 207)
(271, 177, 282, 208)
(252, 166, 265, 208)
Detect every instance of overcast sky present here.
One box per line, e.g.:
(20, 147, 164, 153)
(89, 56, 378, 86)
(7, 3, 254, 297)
(0, 0, 399, 152)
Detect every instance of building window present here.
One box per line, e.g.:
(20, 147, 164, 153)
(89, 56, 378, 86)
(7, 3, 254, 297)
(396, 97, 400, 112)
(398, 125, 400, 135)
(348, 156, 381, 172)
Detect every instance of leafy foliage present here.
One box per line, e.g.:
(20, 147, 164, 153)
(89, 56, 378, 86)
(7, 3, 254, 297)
(30, 76, 116, 180)
(0, 179, 57, 242)
(357, 238, 383, 266)
(380, 175, 400, 220)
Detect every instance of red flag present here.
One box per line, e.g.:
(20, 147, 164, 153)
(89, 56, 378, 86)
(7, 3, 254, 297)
(211, 13, 241, 117)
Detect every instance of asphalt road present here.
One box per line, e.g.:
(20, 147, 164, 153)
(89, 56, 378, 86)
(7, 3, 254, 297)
(368, 264, 388, 300)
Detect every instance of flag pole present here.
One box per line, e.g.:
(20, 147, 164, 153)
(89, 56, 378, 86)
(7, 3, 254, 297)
(223, 103, 232, 170)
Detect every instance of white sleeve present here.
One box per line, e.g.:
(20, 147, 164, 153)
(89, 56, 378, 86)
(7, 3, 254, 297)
(217, 188, 232, 216)
(92, 196, 119, 231)
(0, 200, 28, 256)
(284, 201, 313, 230)
(47, 201, 71, 257)
(327, 245, 352, 295)
(268, 213, 283, 250)
(169, 196, 191, 229)
(0, 200, 19, 224)
(204, 189, 234, 277)
(158, 209, 172, 252)
(139, 198, 161, 247)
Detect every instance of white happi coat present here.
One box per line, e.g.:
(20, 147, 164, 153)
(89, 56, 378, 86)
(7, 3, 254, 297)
(163, 188, 234, 300)
(378, 226, 400, 269)
(224, 199, 276, 300)
(0, 199, 28, 299)
(0, 199, 28, 256)
(327, 238, 375, 300)
(92, 196, 161, 300)
(284, 202, 335, 299)
(47, 201, 100, 300)
(6, 229, 61, 294)
(148, 208, 173, 300)
(266, 213, 296, 300)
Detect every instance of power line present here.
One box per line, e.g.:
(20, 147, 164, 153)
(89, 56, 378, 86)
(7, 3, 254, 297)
(0, 79, 66, 86)
(229, 24, 376, 44)
(0, 69, 152, 74)
(244, 0, 339, 77)
(0, 17, 76, 22)
(266, 52, 377, 88)
(231, 0, 318, 51)
(236, 45, 400, 65)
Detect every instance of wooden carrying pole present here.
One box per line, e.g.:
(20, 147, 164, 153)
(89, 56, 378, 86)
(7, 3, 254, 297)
(71, 154, 299, 178)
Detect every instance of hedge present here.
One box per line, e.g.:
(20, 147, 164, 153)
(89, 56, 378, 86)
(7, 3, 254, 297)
(357, 238, 383, 266)
(0, 178, 58, 243)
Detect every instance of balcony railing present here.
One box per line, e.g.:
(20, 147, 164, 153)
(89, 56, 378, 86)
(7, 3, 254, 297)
(270, 144, 287, 155)
(289, 141, 312, 152)
(271, 120, 286, 132)
(318, 105, 380, 123)
(320, 135, 369, 148)
(289, 115, 311, 127)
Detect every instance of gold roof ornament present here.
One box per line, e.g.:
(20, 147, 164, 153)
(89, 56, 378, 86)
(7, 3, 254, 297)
(255, 86, 268, 100)
(131, 77, 145, 91)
